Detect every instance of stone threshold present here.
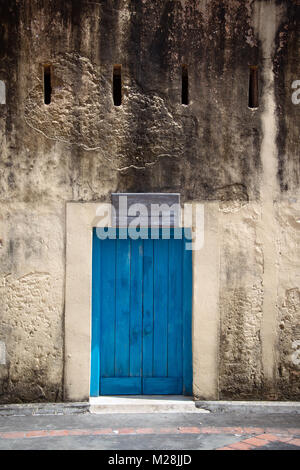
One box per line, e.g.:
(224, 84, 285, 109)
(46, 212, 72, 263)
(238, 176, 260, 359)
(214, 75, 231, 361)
(90, 395, 209, 414)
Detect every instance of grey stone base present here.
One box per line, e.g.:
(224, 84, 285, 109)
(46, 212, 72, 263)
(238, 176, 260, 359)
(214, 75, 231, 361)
(0, 402, 89, 417)
(195, 401, 300, 414)
(1, 400, 299, 417)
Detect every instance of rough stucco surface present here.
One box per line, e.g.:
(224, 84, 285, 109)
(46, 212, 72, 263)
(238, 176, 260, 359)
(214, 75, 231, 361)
(0, 203, 64, 402)
(276, 202, 300, 400)
(219, 204, 264, 399)
(0, 0, 299, 402)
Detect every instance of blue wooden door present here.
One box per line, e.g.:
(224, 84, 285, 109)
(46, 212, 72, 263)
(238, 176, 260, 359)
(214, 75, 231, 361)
(91, 229, 192, 396)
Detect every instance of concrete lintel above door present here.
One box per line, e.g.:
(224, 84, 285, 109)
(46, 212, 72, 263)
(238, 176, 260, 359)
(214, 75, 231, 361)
(111, 193, 181, 227)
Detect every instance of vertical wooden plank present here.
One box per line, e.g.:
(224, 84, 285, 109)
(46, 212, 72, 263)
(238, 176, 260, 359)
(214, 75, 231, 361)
(142, 238, 154, 377)
(130, 239, 143, 376)
(100, 237, 116, 378)
(182, 230, 193, 395)
(90, 229, 101, 396)
(115, 238, 131, 377)
(153, 238, 169, 377)
(168, 235, 183, 378)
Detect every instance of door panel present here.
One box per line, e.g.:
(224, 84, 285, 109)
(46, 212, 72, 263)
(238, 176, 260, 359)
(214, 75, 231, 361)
(143, 377, 182, 395)
(142, 238, 154, 378)
(168, 238, 183, 378)
(183, 231, 193, 395)
(153, 239, 169, 378)
(115, 239, 131, 377)
(129, 239, 143, 377)
(91, 229, 192, 396)
(100, 238, 116, 378)
(101, 377, 141, 395)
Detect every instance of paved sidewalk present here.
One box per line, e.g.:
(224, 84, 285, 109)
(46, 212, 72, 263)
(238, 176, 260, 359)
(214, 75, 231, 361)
(0, 407, 299, 450)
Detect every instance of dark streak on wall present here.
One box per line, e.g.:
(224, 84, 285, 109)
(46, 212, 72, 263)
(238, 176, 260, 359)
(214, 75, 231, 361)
(274, 3, 300, 192)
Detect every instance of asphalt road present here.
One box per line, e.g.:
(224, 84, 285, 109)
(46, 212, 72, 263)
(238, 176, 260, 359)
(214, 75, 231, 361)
(0, 409, 299, 450)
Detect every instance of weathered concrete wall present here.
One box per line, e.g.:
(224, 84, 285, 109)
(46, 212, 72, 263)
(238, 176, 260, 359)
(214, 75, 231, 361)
(0, 0, 299, 402)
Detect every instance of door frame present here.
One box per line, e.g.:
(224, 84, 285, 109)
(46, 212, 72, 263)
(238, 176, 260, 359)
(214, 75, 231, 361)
(64, 202, 220, 401)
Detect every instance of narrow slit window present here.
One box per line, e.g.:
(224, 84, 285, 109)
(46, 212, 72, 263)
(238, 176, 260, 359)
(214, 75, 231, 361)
(182, 65, 189, 105)
(248, 66, 259, 108)
(44, 65, 52, 105)
(113, 65, 122, 106)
